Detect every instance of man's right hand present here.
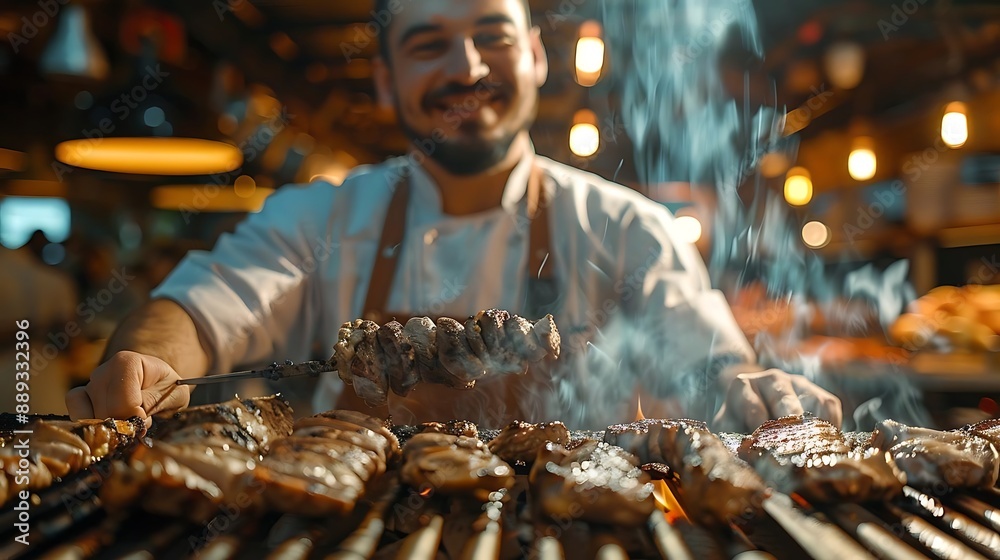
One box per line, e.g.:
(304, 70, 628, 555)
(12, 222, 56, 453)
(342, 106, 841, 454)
(66, 351, 191, 421)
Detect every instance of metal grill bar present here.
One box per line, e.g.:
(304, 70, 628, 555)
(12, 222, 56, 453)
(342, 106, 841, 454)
(326, 479, 400, 560)
(884, 502, 989, 560)
(826, 503, 925, 560)
(761, 493, 876, 560)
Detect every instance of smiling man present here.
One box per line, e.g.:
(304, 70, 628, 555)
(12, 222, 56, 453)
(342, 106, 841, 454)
(67, 0, 842, 431)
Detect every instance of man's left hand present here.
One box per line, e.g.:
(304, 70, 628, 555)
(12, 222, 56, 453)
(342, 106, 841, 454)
(712, 369, 842, 433)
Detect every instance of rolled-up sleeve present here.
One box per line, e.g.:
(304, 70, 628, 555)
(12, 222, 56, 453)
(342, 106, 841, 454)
(151, 186, 322, 373)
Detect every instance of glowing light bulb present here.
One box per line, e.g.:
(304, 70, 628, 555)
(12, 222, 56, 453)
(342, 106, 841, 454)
(575, 21, 604, 87)
(802, 221, 831, 249)
(673, 216, 702, 244)
(569, 123, 600, 157)
(576, 38, 604, 74)
(848, 137, 876, 181)
(783, 167, 812, 206)
(941, 102, 968, 148)
(570, 109, 600, 158)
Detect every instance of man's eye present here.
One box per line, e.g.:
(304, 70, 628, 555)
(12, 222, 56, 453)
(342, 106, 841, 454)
(412, 40, 448, 54)
(475, 33, 512, 47)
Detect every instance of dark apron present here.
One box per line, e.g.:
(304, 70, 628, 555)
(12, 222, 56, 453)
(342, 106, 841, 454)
(334, 163, 561, 424)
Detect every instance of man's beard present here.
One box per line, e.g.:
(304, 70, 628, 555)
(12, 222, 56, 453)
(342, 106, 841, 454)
(399, 118, 520, 176)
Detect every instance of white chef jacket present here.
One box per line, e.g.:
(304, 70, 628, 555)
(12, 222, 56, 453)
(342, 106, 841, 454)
(152, 150, 754, 427)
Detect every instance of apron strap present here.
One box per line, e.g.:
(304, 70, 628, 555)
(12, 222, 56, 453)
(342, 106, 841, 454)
(362, 162, 554, 324)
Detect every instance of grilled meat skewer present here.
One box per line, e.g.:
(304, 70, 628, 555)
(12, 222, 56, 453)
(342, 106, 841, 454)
(869, 419, 1000, 489)
(334, 310, 561, 406)
(739, 414, 904, 503)
(605, 418, 768, 525)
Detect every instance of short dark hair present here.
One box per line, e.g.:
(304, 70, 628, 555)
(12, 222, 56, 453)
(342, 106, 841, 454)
(372, 0, 532, 63)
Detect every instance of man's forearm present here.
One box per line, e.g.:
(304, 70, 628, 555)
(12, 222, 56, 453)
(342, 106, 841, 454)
(102, 298, 213, 379)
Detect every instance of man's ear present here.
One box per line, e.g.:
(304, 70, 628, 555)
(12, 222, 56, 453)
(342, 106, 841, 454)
(530, 26, 549, 87)
(373, 56, 395, 110)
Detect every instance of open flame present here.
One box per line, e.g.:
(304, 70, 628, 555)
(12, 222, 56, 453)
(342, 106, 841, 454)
(634, 396, 689, 522)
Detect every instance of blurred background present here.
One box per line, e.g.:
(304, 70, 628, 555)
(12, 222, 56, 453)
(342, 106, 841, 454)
(2, 0, 1000, 428)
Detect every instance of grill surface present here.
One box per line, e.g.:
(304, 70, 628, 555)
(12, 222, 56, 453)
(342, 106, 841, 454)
(4, 420, 1000, 560)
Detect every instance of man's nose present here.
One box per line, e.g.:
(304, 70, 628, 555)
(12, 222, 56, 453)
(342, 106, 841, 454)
(443, 37, 490, 85)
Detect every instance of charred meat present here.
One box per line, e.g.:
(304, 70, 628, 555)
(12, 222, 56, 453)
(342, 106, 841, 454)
(100, 395, 294, 519)
(333, 311, 562, 406)
(419, 420, 479, 438)
(870, 419, 999, 489)
(488, 420, 570, 465)
(378, 320, 419, 397)
(529, 439, 655, 527)
(0, 417, 142, 505)
(739, 414, 904, 503)
(965, 418, 1000, 453)
(400, 432, 514, 501)
(253, 410, 401, 516)
(605, 419, 768, 525)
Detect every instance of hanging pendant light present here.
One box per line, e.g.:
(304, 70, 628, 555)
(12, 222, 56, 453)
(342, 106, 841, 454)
(40, 5, 109, 81)
(848, 136, 877, 181)
(941, 101, 968, 148)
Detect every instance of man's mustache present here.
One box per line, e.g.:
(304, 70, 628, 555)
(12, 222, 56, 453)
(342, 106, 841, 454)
(422, 80, 507, 109)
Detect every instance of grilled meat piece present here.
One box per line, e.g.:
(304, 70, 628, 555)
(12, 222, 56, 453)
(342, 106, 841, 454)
(605, 419, 767, 525)
(437, 317, 488, 385)
(351, 320, 390, 405)
(532, 314, 561, 359)
(870, 419, 999, 489)
(464, 316, 490, 362)
(100, 396, 294, 519)
(402, 317, 443, 384)
(475, 308, 524, 375)
(488, 420, 570, 464)
(530, 440, 655, 526)
(150, 394, 293, 453)
(504, 315, 546, 363)
(0, 418, 142, 505)
(965, 418, 1000, 452)
(379, 320, 419, 397)
(400, 432, 514, 501)
(255, 410, 400, 516)
(334, 319, 364, 385)
(739, 414, 904, 503)
(420, 420, 479, 438)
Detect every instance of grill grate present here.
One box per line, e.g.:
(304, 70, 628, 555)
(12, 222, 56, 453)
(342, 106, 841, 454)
(4, 426, 1000, 560)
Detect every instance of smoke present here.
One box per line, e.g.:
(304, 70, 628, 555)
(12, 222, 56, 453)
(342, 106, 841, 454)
(592, 0, 929, 430)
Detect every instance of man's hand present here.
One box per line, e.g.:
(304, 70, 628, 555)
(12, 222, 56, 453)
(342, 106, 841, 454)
(66, 351, 191, 421)
(712, 369, 842, 433)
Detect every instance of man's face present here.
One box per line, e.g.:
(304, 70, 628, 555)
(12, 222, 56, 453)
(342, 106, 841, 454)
(375, 0, 547, 175)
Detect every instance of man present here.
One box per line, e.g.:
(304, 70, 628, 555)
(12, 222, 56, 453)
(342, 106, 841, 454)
(67, 0, 841, 431)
